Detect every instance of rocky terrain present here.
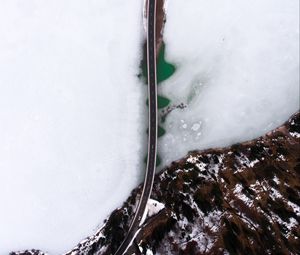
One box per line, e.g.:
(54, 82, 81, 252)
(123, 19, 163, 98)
(12, 112, 299, 255)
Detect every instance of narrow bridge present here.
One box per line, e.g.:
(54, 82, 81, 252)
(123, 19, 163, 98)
(114, 0, 158, 254)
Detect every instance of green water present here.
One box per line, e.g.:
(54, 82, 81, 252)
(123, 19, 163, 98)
(156, 43, 176, 83)
(158, 126, 166, 137)
(146, 125, 166, 137)
(141, 42, 176, 85)
(140, 41, 176, 167)
(146, 95, 170, 109)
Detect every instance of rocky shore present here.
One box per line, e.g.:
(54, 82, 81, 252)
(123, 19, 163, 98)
(12, 111, 299, 255)
(71, 112, 300, 255)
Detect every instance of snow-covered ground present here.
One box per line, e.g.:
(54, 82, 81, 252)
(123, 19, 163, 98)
(0, 1, 144, 254)
(159, 0, 299, 167)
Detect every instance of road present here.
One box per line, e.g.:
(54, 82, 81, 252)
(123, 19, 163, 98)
(114, 0, 157, 254)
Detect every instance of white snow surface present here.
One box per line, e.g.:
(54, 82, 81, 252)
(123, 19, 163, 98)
(159, 0, 299, 167)
(147, 199, 165, 217)
(140, 198, 165, 226)
(0, 1, 144, 254)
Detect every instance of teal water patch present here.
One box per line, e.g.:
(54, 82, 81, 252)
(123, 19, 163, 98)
(158, 125, 166, 137)
(158, 95, 171, 109)
(146, 125, 166, 138)
(141, 42, 176, 85)
(146, 95, 170, 109)
(157, 42, 176, 83)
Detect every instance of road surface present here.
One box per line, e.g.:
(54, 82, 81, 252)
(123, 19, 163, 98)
(114, 0, 157, 254)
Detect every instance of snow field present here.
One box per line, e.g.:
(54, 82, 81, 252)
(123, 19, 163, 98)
(0, 0, 144, 254)
(159, 0, 299, 167)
